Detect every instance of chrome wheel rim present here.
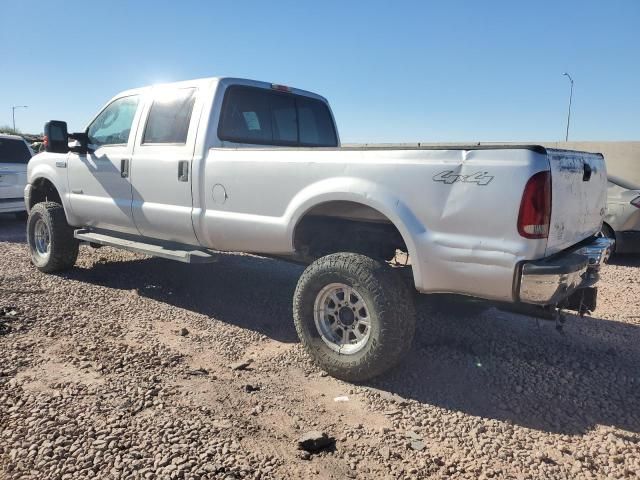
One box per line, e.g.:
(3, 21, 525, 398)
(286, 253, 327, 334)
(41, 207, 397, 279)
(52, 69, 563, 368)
(33, 218, 51, 260)
(313, 283, 371, 354)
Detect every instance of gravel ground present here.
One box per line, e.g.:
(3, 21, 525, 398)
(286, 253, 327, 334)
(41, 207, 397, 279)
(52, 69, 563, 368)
(1, 212, 639, 479)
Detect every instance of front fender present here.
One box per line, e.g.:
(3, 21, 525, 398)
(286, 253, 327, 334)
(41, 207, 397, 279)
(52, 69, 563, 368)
(285, 177, 426, 288)
(27, 153, 76, 224)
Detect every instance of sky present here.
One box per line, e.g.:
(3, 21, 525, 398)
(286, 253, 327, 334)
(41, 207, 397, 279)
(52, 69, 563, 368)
(1, 0, 638, 142)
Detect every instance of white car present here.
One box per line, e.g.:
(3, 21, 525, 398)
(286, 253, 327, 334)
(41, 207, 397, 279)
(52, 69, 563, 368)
(24, 77, 613, 380)
(602, 176, 640, 253)
(0, 134, 33, 219)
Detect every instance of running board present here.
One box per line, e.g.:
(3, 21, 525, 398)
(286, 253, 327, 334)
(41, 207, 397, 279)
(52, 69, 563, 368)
(74, 229, 217, 264)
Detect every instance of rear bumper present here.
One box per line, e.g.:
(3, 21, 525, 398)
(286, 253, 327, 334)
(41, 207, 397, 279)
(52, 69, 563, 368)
(615, 231, 640, 254)
(0, 197, 26, 214)
(517, 237, 614, 305)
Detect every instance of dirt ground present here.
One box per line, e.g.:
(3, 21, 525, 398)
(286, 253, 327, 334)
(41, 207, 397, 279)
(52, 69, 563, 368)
(1, 213, 639, 479)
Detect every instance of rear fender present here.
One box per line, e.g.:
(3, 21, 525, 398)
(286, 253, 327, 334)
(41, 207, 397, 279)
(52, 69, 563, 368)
(286, 177, 426, 289)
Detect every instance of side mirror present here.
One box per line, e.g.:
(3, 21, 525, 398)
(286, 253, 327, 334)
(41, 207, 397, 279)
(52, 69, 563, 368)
(68, 132, 93, 154)
(44, 120, 69, 153)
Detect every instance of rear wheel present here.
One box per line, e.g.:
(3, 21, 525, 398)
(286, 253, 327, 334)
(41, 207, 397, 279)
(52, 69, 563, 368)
(27, 202, 79, 273)
(293, 252, 416, 382)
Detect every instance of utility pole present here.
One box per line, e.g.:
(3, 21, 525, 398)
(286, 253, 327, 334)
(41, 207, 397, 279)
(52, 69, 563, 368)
(11, 105, 28, 132)
(562, 73, 573, 142)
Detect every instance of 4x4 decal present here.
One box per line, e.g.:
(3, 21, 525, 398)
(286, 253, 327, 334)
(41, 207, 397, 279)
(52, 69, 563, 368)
(433, 170, 494, 186)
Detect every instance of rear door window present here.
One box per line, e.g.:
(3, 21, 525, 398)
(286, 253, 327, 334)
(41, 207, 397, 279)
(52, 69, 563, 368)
(0, 138, 32, 164)
(143, 88, 196, 144)
(218, 85, 337, 147)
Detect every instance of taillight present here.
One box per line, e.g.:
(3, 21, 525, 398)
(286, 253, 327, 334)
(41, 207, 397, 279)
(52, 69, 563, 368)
(518, 171, 551, 239)
(631, 196, 640, 209)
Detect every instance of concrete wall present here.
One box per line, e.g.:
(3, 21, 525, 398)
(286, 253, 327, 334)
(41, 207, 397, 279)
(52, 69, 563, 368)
(345, 141, 640, 186)
(539, 142, 640, 186)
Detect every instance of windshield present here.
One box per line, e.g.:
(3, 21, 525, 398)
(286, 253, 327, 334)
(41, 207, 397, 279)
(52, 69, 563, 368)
(0, 137, 31, 164)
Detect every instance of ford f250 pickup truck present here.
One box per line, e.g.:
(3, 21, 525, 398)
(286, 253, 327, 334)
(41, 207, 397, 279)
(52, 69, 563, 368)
(25, 77, 613, 381)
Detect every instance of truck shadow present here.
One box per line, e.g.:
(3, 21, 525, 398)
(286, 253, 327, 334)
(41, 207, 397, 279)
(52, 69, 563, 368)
(369, 294, 640, 436)
(0, 214, 26, 243)
(608, 254, 640, 267)
(61, 248, 640, 436)
(64, 249, 305, 344)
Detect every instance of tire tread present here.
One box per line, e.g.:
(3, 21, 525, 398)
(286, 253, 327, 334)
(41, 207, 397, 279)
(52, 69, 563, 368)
(293, 252, 416, 382)
(27, 202, 79, 273)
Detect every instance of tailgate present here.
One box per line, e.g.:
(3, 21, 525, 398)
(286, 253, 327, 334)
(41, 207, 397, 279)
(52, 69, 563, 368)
(546, 149, 607, 255)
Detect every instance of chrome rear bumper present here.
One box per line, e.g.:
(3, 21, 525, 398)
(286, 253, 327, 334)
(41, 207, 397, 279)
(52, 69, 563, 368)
(518, 237, 614, 305)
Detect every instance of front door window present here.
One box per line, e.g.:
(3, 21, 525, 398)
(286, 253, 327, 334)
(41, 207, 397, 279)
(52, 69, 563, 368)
(87, 96, 139, 147)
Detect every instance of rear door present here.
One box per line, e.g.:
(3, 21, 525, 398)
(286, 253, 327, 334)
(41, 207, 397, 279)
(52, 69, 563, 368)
(546, 149, 607, 255)
(129, 85, 201, 245)
(0, 137, 31, 204)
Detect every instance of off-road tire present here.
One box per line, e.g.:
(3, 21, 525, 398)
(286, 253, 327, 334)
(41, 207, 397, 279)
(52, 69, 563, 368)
(27, 202, 79, 273)
(293, 252, 416, 382)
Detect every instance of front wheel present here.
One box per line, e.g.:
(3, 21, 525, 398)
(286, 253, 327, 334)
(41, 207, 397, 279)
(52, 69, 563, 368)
(27, 202, 79, 273)
(293, 252, 416, 382)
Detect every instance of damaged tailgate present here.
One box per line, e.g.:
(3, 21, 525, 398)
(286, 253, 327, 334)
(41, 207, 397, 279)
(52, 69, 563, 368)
(546, 149, 607, 256)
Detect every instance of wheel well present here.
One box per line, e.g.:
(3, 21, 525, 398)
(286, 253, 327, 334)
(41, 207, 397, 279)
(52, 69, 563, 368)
(29, 178, 62, 210)
(293, 201, 409, 263)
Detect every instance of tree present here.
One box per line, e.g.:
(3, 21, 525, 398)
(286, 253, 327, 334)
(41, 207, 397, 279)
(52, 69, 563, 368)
(0, 125, 21, 135)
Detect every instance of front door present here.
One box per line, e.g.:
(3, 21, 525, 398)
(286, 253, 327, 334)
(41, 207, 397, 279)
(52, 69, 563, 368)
(129, 85, 200, 245)
(68, 94, 142, 234)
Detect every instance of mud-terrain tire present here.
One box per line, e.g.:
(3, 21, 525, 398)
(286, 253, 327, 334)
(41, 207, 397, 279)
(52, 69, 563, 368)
(27, 202, 79, 273)
(293, 252, 416, 382)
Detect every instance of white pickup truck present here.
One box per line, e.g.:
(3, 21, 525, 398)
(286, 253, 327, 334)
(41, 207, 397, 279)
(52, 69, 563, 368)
(25, 77, 613, 381)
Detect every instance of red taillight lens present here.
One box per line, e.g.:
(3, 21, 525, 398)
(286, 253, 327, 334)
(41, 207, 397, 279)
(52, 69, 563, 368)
(631, 196, 640, 209)
(518, 171, 551, 239)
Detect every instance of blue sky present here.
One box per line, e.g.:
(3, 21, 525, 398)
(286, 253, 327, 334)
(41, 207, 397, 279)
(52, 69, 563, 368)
(1, 0, 638, 142)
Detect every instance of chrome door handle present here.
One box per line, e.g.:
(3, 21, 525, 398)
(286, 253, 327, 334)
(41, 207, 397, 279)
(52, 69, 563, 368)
(178, 161, 189, 182)
(120, 158, 130, 178)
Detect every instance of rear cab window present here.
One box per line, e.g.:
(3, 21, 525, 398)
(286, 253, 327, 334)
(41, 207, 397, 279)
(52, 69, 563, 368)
(0, 137, 32, 164)
(218, 85, 338, 147)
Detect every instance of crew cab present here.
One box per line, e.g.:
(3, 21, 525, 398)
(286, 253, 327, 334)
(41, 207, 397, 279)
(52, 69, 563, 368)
(25, 77, 613, 381)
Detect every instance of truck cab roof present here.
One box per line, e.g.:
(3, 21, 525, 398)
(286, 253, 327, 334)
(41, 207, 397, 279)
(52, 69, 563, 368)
(113, 77, 329, 104)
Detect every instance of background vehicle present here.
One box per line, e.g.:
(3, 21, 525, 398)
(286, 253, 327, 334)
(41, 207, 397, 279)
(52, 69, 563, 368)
(0, 134, 33, 219)
(24, 77, 612, 381)
(602, 176, 640, 254)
